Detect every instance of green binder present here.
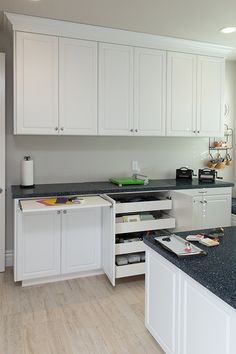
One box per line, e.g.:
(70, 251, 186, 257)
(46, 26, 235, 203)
(110, 177, 145, 187)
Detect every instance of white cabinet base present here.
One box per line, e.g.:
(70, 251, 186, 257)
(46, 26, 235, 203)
(145, 247, 236, 354)
(21, 269, 104, 287)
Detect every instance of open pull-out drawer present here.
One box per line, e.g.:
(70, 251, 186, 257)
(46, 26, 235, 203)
(115, 240, 145, 255)
(116, 215, 175, 234)
(116, 262, 145, 278)
(19, 195, 111, 213)
(115, 198, 172, 214)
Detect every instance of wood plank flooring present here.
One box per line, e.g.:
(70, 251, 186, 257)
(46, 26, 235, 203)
(0, 269, 164, 354)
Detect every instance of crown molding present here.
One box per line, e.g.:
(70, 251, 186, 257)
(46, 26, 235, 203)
(4, 12, 233, 57)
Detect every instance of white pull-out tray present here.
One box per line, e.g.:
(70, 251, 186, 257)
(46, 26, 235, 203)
(19, 195, 111, 213)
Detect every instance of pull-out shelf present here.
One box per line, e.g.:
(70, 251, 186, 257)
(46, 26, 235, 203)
(116, 262, 145, 278)
(115, 199, 172, 214)
(116, 216, 175, 234)
(115, 240, 145, 255)
(19, 195, 111, 213)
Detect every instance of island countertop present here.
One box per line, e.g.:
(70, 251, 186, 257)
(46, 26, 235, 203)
(11, 178, 234, 199)
(144, 226, 236, 310)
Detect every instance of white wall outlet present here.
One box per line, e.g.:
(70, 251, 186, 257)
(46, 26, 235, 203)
(132, 160, 140, 173)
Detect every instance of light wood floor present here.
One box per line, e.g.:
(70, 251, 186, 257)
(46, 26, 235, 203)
(0, 269, 164, 354)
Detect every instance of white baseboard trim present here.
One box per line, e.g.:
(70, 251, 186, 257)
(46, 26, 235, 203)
(5, 249, 13, 267)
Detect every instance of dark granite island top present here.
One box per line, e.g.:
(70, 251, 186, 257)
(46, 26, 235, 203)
(11, 179, 234, 199)
(144, 226, 236, 310)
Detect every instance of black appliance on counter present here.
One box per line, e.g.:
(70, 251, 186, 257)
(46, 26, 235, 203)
(198, 168, 223, 182)
(176, 167, 195, 180)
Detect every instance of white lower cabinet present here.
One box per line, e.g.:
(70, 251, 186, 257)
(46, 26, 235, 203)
(145, 248, 236, 354)
(61, 208, 101, 274)
(170, 187, 232, 232)
(15, 196, 112, 284)
(21, 211, 61, 280)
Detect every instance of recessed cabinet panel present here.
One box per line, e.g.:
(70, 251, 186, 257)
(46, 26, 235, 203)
(15, 32, 59, 134)
(134, 48, 166, 136)
(202, 194, 231, 229)
(61, 208, 101, 274)
(22, 211, 61, 280)
(98, 43, 134, 135)
(59, 38, 98, 135)
(167, 52, 197, 136)
(146, 251, 178, 354)
(197, 56, 224, 137)
(180, 276, 230, 354)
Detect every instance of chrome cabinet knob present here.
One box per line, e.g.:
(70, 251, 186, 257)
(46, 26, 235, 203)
(193, 130, 196, 133)
(60, 127, 64, 131)
(55, 127, 58, 131)
(63, 210, 67, 214)
(130, 129, 134, 132)
(197, 130, 200, 133)
(135, 129, 138, 132)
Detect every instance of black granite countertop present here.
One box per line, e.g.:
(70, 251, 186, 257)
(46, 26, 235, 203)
(11, 179, 234, 199)
(144, 226, 236, 310)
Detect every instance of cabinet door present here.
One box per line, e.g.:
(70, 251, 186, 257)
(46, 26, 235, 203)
(197, 56, 224, 137)
(202, 194, 231, 229)
(61, 208, 101, 274)
(134, 48, 166, 136)
(145, 249, 179, 354)
(98, 43, 134, 135)
(21, 211, 61, 280)
(180, 274, 231, 354)
(167, 52, 197, 136)
(15, 32, 59, 135)
(59, 38, 98, 135)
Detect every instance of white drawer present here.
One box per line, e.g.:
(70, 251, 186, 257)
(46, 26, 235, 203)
(116, 216, 175, 234)
(115, 241, 145, 255)
(171, 187, 232, 197)
(115, 262, 145, 278)
(115, 199, 172, 214)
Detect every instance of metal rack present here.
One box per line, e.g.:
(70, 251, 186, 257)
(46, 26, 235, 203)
(208, 124, 233, 169)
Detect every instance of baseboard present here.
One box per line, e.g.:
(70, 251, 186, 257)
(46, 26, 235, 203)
(5, 249, 13, 267)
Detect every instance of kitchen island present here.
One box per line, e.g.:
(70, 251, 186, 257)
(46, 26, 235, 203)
(144, 227, 236, 354)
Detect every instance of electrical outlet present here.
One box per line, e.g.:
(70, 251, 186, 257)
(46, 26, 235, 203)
(132, 160, 140, 173)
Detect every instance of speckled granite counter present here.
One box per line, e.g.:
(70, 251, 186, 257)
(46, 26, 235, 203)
(11, 179, 234, 199)
(144, 226, 236, 309)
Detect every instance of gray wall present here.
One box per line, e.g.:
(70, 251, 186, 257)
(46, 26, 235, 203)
(1, 27, 235, 252)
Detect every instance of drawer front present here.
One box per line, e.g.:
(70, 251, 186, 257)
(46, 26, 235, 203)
(115, 199, 172, 214)
(116, 217, 175, 234)
(116, 262, 145, 278)
(172, 187, 232, 197)
(115, 241, 145, 255)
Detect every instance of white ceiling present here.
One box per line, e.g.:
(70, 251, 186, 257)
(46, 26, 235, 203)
(1, 0, 236, 59)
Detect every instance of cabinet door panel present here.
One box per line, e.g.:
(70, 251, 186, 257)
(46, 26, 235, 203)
(98, 43, 134, 135)
(203, 194, 231, 229)
(15, 32, 58, 134)
(180, 275, 231, 354)
(197, 56, 224, 137)
(59, 38, 97, 135)
(22, 211, 61, 280)
(167, 52, 197, 136)
(145, 250, 179, 354)
(62, 208, 101, 274)
(134, 48, 166, 136)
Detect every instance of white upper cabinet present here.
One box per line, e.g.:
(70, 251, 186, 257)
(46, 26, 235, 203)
(197, 56, 224, 137)
(167, 52, 224, 137)
(12, 15, 226, 137)
(134, 48, 166, 136)
(98, 43, 134, 135)
(167, 52, 197, 136)
(15, 32, 59, 135)
(59, 38, 98, 135)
